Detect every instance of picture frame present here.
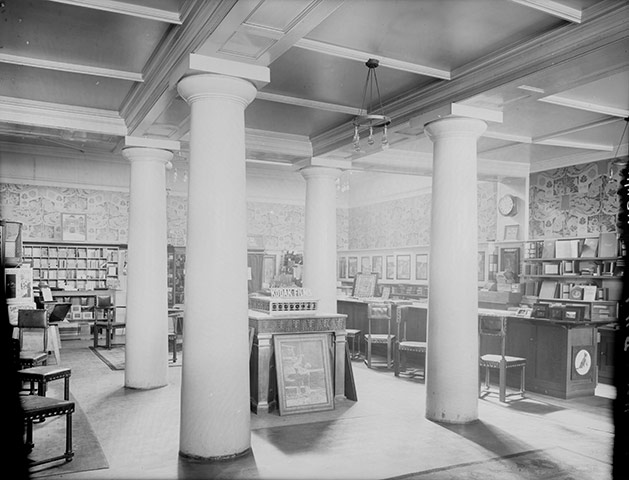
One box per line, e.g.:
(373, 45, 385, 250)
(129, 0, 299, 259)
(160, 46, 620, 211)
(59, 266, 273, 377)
(499, 247, 521, 277)
(348, 257, 358, 278)
(385, 255, 395, 280)
(360, 256, 371, 274)
(396, 254, 411, 280)
(338, 257, 347, 279)
(381, 285, 391, 300)
(371, 256, 383, 279)
(62, 213, 87, 242)
(415, 254, 428, 280)
(4, 267, 33, 304)
(504, 224, 519, 241)
(273, 333, 334, 416)
(262, 255, 276, 288)
(352, 272, 378, 298)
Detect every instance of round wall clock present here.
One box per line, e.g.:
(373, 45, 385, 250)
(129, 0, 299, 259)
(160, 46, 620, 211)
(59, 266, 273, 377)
(574, 348, 592, 376)
(498, 194, 518, 217)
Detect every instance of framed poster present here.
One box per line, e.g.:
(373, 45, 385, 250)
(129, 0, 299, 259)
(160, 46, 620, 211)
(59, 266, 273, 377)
(478, 251, 486, 281)
(338, 257, 347, 279)
(360, 256, 371, 274)
(262, 255, 276, 288)
(4, 267, 33, 304)
(415, 254, 428, 280)
(500, 247, 521, 277)
(352, 272, 378, 298)
(273, 333, 334, 416)
(62, 213, 87, 242)
(504, 224, 519, 241)
(371, 256, 383, 279)
(386, 255, 395, 280)
(396, 254, 411, 280)
(348, 257, 358, 278)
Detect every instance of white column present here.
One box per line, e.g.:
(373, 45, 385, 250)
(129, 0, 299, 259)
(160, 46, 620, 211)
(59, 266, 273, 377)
(300, 166, 342, 314)
(424, 116, 487, 424)
(177, 74, 256, 460)
(122, 147, 172, 389)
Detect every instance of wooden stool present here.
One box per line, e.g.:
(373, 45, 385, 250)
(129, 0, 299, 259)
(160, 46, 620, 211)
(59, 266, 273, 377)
(346, 329, 361, 359)
(21, 395, 75, 467)
(18, 366, 71, 400)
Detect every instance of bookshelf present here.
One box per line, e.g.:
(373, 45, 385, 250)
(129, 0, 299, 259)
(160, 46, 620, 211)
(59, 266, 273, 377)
(521, 235, 623, 322)
(22, 241, 120, 291)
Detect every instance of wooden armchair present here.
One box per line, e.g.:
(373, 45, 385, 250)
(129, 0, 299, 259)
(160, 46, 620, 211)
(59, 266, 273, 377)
(93, 295, 125, 349)
(364, 302, 395, 369)
(394, 305, 427, 379)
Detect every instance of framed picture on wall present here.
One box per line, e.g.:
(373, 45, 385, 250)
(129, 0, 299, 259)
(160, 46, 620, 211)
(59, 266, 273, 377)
(338, 257, 347, 279)
(500, 247, 520, 278)
(61, 213, 87, 242)
(396, 254, 411, 280)
(415, 254, 428, 280)
(273, 333, 334, 416)
(262, 255, 276, 288)
(348, 257, 358, 278)
(504, 224, 519, 241)
(386, 255, 395, 280)
(372, 256, 383, 279)
(360, 256, 371, 274)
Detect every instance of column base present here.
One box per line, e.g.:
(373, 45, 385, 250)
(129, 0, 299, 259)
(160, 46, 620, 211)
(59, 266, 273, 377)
(179, 446, 252, 463)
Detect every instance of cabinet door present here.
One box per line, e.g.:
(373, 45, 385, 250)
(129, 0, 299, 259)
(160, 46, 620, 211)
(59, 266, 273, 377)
(597, 328, 615, 385)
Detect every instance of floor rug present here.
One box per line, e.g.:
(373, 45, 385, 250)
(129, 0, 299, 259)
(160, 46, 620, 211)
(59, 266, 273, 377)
(89, 345, 182, 371)
(29, 393, 109, 478)
(384, 447, 610, 480)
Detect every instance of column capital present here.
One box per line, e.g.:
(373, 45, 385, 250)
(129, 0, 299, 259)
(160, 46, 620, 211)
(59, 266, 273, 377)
(299, 165, 342, 181)
(122, 147, 173, 165)
(177, 74, 257, 107)
(424, 116, 487, 141)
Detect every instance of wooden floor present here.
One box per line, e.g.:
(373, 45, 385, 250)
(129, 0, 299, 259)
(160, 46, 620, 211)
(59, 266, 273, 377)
(32, 336, 615, 480)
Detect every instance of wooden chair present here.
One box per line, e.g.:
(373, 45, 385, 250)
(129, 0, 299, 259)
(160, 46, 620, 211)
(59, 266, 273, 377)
(346, 328, 362, 360)
(168, 311, 184, 363)
(364, 302, 395, 369)
(93, 295, 125, 349)
(479, 314, 526, 402)
(394, 305, 427, 379)
(21, 395, 75, 467)
(18, 309, 49, 369)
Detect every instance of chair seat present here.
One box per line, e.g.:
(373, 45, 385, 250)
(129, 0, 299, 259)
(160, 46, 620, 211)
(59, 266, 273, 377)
(20, 351, 48, 368)
(346, 329, 361, 337)
(398, 341, 426, 352)
(18, 366, 71, 400)
(364, 333, 395, 344)
(94, 321, 126, 328)
(480, 354, 526, 368)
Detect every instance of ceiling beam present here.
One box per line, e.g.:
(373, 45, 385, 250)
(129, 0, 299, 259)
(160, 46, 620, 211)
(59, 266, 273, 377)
(45, 0, 182, 24)
(0, 53, 143, 82)
(294, 38, 451, 80)
(538, 94, 629, 117)
(256, 92, 360, 116)
(509, 0, 582, 23)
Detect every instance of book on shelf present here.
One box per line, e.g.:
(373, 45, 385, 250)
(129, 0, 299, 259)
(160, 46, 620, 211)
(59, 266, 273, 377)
(539, 280, 558, 299)
(582, 285, 597, 302)
(541, 240, 555, 259)
(598, 232, 618, 257)
(555, 239, 580, 258)
(580, 238, 598, 257)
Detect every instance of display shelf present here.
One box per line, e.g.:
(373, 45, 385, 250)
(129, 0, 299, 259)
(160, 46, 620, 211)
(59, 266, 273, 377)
(22, 242, 120, 290)
(167, 246, 185, 307)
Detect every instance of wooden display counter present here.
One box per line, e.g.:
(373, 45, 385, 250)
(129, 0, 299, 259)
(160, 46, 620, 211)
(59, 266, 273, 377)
(249, 310, 347, 414)
(479, 308, 616, 399)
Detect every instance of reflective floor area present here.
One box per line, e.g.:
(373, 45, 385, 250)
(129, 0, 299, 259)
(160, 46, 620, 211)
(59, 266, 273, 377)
(32, 337, 614, 480)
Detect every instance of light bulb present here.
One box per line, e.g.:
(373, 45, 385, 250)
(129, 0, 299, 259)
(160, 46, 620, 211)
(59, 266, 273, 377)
(381, 124, 389, 149)
(353, 126, 360, 152)
(368, 126, 374, 145)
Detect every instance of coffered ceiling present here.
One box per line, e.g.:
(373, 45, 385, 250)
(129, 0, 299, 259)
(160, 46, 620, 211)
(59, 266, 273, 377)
(0, 0, 627, 179)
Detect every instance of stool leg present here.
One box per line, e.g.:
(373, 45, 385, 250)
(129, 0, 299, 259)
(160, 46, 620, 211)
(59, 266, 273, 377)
(38, 380, 47, 397)
(64, 376, 70, 401)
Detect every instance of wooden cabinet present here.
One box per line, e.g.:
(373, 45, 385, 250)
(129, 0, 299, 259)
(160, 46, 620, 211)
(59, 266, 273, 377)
(22, 242, 119, 290)
(167, 246, 186, 307)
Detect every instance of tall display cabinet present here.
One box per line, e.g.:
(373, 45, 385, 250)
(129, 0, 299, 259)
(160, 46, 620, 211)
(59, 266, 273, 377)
(167, 246, 186, 307)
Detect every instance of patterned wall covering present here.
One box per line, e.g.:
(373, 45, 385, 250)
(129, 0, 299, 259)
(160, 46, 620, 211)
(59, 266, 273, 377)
(529, 159, 620, 239)
(348, 182, 497, 249)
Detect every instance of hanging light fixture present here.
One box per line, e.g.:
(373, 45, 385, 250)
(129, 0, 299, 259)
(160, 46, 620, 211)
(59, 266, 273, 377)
(352, 58, 391, 152)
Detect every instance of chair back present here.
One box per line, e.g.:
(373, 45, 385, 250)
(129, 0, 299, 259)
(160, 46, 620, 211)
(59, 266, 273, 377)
(367, 302, 392, 335)
(96, 295, 113, 308)
(18, 309, 48, 352)
(479, 315, 508, 357)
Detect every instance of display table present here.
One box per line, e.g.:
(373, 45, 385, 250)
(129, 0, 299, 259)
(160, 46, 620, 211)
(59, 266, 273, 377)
(478, 308, 616, 399)
(249, 310, 347, 414)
